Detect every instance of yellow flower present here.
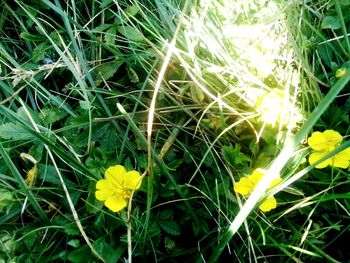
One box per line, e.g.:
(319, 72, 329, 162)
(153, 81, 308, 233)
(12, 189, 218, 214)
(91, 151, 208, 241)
(234, 169, 281, 197)
(233, 177, 255, 196)
(256, 90, 285, 126)
(307, 130, 342, 152)
(307, 130, 350, 169)
(259, 196, 277, 212)
(234, 168, 281, 212)
(309, 147, 350, 169)
(95, 165, 142, 212)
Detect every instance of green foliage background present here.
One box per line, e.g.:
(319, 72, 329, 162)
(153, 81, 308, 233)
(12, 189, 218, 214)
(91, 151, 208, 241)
(1, 0, 350, 262)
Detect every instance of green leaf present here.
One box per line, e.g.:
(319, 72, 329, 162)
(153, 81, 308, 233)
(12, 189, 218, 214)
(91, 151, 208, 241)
(68, 245, 91, 263)
(158, 181, 176, 198)
(330, 61, 339, 73)
(37, 164, 75, 187)
(0, 123, 34, 140)
(0, 233, 15, 253)
(85, 183, 103, 214)
(100, 0, 113, 8)
(255, 152, 272, 168)
(321, 16, 341, 30)
(0, 189, 13, 213)
(100, 126, 118, 151)
(159, 220, 181, 236)
(91, 23, 113, 32)
(117, 26, 144, 42)
(17, 106, 41, 123)
(221, 144, 250, 166)
(75, 123, 110, 147)
(164, 237, 176, 250)
(93, 237, 124, 263)
(94, 59, 124, 86)
(23, 232, 38, 250)
(64, 224, 81, 236)
(20, 32, 45, 41)
(158, 209, 173, 220)
(125, 5, 140, 17)
(104, 26, 116, 45)
(39, 107, 68, 125)
(32, 42, 49, 63)
(68, 239, 80, 248)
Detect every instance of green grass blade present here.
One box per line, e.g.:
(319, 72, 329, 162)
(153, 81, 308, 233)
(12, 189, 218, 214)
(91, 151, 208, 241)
(334, 0, 350, 56)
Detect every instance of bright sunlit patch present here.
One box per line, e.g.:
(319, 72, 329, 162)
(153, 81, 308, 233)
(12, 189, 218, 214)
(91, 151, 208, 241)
(222, 23, 279, 78)
(183, 1, 302, 130)
(255, 89, 302, 127)
(256, 89, 286, 125)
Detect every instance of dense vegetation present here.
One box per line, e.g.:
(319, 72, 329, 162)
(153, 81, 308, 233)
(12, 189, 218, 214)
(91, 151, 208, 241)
(1, 0, 350, 262)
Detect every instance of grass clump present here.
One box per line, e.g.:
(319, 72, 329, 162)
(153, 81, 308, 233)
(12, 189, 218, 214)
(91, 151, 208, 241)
(1, 0, 350, 262)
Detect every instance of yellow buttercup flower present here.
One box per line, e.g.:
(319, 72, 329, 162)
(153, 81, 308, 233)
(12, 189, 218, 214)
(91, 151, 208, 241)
(307, 130, 350, 169)
(307, 130, 342, 152)
(234, 169, 281, 196)
(259, 196, 277, 212)
(234, 168, 281, 212)
(233, 177, 255, 196)
(95, 165, 142, 212)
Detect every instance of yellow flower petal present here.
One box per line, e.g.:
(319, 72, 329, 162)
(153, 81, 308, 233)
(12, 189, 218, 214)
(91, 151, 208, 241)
(309, 151, 331, 169)
(332, 154, 350, 168)
(249, 169, 264, 183)
(95, 189, 113, 201)
(105, 165, 126, 188)
(250, 169, 281, 189)
(308, 130, 343, 152)
(338, 147, 350, 160)
(268, 177, 282, 189)
(234, 177, 254, 196)
(308, 132, 327, 151)
(124, 171, 142, 190)
(259, 196, 277, 212)
(96, 179, 109, 190)
(105, 196, 127, 212)
(323, 130, 342, 147)
(96, 179, 115, 201)
(234, 169, 282, 196)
